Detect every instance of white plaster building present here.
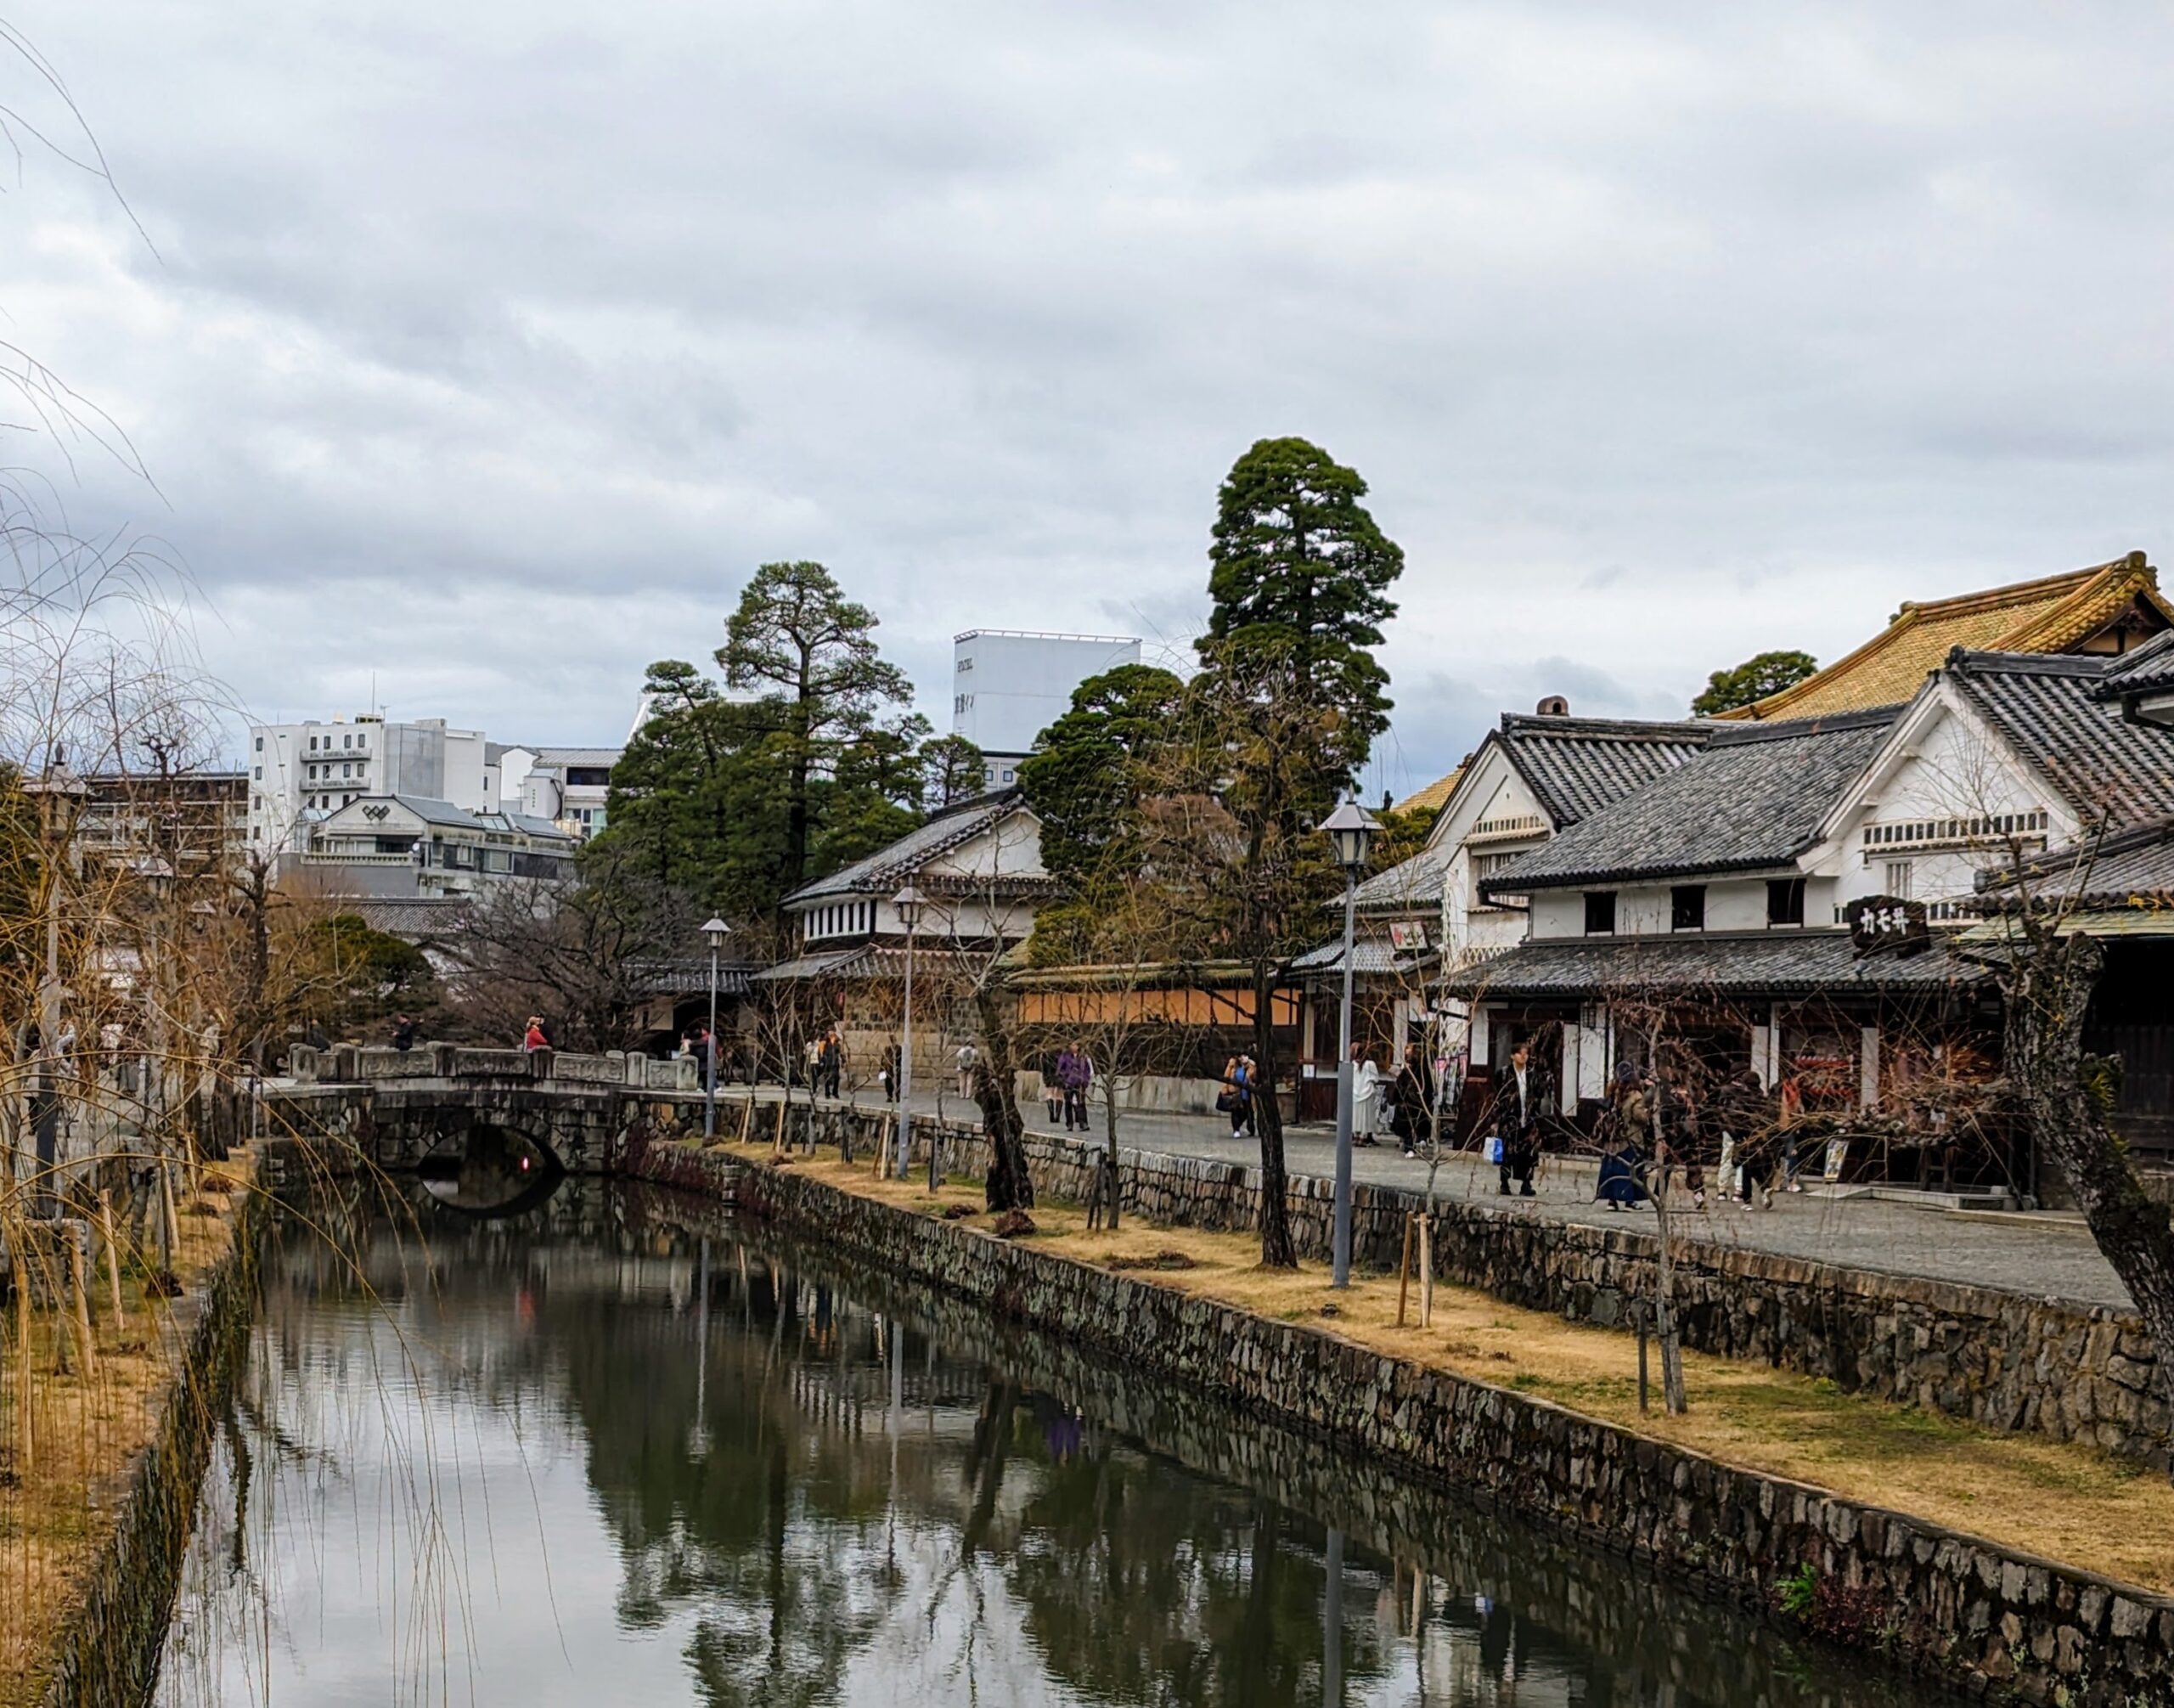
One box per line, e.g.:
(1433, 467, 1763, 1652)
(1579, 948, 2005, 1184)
(504, 746, 620, 839)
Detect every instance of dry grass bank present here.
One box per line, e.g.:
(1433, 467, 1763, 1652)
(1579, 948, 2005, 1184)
(707, 1136, 2174, 1594)
(0, 1151, 254, 1707)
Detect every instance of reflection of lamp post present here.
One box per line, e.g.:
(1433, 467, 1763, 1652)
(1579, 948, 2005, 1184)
(687, 1237, 712, 1460)
(701, 917, 729, 1137)
(1321, 799, 1378, 1288)
(892, 884, 926, 1180)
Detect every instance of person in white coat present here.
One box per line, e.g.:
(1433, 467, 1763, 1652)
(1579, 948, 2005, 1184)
(1350, 1043, 1385, 1147)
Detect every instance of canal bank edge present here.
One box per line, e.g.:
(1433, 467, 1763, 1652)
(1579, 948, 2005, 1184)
(31, 1184, 262, 1708)
(278, 1079, 2172, 1466)
(639, 1141, 2174, 1706)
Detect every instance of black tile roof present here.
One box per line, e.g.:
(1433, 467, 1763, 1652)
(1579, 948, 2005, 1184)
(1948, 650, 2174, 825)
(1351, 846, 1449, 912)
(2092, 629, 2174, 700)
(1974, 815, 2174, 909)
(1483, 709, 1899, 893)
(1495, 713, 1711, 827)
(782, 788, 1036, 905)
(1438, 930, 1989, 999)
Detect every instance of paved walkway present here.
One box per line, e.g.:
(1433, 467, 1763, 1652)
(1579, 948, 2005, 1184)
(720, 1081, 2133, 1311)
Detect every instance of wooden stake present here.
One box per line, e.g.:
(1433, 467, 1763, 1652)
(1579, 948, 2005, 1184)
(737, 1096, 753, 1144)
(14, 1277, 31, 1472)
(772, 1098, 787, 1154)
(1395, 1215, 1414, 1327)
(68, 1236, 95, 1380)
(99, 1191, 126, 1333)
(1418, 1218, 1434, 1328)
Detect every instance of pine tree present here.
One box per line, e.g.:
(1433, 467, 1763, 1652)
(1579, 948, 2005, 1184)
(721, 561, 915, 893)
(1018, 663, 1184, 888)
(1199, 436, 1403, 785)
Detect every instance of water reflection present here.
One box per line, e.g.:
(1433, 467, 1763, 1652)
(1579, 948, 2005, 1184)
(155, 1175, 1927, 1706)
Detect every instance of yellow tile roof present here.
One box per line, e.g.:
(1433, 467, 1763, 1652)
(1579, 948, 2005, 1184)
(1722, 552, 2174, 720)
(1394, 764, 1463, 815)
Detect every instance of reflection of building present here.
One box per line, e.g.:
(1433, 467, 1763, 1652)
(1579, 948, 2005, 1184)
(284, 794, 579, 899)
(248, 715, 501, 848)
(951, 629, 1141, 789)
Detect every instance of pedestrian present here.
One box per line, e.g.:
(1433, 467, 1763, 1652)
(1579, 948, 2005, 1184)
(881, 1040, 902, 1102)
(1488, 1040, 1546, 1198)
(1392, 1041, 1433, 1157)
(522, 1016, 549, 1053)
(1718, 1066, 1775, 1207)
(1058, 1040, 1093, 1131)
(1777, 1074, 1806, 1191)
(819, 1028, 842, 1098)
(1597, 1063, 1650, 1210)
(391, 1014, 416, 1052)
(955, 1041, 978, 1098)
(1654, 1053, 1708, 1209)
(1350, 1044, 1383, 1147)
(1219, 1054, 1254, 1138)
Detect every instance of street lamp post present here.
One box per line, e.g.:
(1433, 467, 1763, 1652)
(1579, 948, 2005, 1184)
(701, 917, 730, 1138)
(1321, 798, 1378, 1288)
(891, 884, 926, 1180)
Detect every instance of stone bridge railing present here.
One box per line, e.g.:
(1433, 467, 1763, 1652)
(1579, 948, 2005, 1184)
(288, 1042, 700, 1093)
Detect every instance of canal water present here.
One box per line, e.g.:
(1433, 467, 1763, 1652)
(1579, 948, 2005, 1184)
(152, 1173, 1923, 1706)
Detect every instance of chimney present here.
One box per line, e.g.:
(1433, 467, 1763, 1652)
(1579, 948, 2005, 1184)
(1535, 695, 1569, 717)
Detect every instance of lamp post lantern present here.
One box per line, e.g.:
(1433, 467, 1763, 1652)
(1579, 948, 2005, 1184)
(891, 884, 926, 1180)
(1321, 798, 1378, 1288)
(701, 917, 729, 1137)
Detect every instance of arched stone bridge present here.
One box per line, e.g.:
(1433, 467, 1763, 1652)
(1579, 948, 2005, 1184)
(269, 1042, 708, 1176)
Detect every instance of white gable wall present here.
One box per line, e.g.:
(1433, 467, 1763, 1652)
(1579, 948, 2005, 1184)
(1805, 689, 2075, 921)
(1434, 745, 1552, 965)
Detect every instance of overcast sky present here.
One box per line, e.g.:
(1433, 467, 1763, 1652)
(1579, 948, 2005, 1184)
(8, 1, 2174, 800)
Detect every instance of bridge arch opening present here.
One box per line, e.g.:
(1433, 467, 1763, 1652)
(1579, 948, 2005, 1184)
(415, 1121, 566, 1217)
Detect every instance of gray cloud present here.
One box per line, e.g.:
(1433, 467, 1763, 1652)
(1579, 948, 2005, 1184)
(5, 1, 2173, 777)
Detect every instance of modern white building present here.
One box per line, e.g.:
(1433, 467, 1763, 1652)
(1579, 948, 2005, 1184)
(246, 716, 499, 849)
(283, 794, 579, 899)
(499, 746, 621, 839)
(951, 629, 1141, 788)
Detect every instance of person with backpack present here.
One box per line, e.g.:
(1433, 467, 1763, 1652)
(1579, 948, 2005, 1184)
(1219, 1054, 1254, 1138)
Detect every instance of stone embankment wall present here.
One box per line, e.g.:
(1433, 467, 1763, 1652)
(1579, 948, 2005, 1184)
(717, 1093, 2172, 1468)
(699, 1150, 2174, 1706)
(36, 1195, 261, 1708)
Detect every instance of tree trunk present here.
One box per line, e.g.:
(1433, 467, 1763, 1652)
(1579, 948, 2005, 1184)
(1645, 1018, 1687, 1413)
(1249, 958, 1298, 1268)
(2006, 932, 2174, 1442)
(971, 980, 1034, 1212)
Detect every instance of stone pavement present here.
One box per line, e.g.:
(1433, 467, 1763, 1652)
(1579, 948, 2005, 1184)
(729, 1079, 2133, 1311)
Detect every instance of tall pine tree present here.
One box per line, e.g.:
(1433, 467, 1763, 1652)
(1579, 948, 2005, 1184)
(721, 561, 915, 894)
(1199, 436, 1402, 789)
(1191, 437, 1405, 1266)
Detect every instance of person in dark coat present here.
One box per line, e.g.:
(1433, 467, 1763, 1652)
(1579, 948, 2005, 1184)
(1716, 1067, 1776, 1205)
(1597, 1063, 1648, 1209)
(1392, 1041, 1434, 1156)
(1490, 1041, 1549, 1197)
(391, 1014, 416, 1052)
